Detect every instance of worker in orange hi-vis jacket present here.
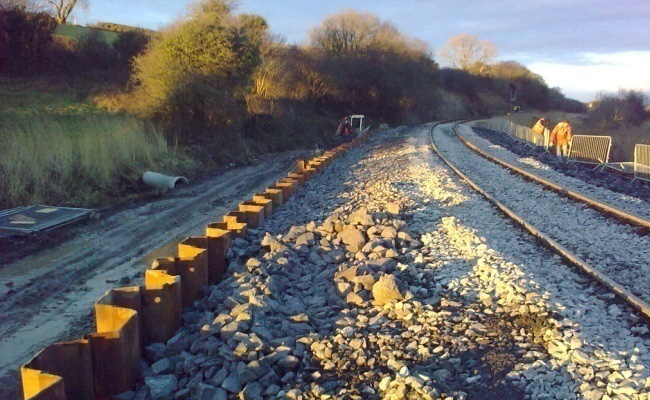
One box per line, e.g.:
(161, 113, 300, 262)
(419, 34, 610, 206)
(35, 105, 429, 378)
(532, 118, 550, 148)
(550, 119, 573, 158)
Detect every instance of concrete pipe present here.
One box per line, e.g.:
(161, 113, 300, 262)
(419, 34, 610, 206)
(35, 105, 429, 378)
(142, 172, 189, 193)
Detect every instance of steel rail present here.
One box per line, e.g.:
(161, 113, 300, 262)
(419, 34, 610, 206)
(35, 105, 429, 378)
(429, 121, 650, 321)
(456, 123, 650, 230)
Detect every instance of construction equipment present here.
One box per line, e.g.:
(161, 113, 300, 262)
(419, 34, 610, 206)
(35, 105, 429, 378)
(336, 115, 369, 137)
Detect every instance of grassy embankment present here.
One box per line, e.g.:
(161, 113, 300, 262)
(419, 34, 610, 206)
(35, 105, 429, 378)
(507, 111, 650, 162)
(0, 79, 198, 209)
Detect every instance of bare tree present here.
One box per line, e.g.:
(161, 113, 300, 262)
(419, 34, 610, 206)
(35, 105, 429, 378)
(309, 9, 428, 56)
(45, 0, 88, 24)
(438, 34, 497, 74)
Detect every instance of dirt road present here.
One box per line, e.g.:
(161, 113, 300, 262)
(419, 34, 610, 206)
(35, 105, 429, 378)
(0, 150, 305, 397)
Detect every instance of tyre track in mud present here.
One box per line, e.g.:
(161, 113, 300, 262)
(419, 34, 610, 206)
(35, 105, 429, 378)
(0, 151, 305, 381)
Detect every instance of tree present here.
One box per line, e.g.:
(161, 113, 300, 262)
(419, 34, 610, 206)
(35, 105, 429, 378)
(438, 34, 497, 74)
(130, 0, 266, 136)
(307, 10, 437, 123)
(589, 90, 648, 128)
(112, 30, 150, 66)
(0, 2, 56, 73)
(45, 0, 88, 24)
(3, 0, 42, 10)
(309, 9, 428, 56)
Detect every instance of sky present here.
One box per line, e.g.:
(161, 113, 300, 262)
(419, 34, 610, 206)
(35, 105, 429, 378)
(72, 0, 650, 102)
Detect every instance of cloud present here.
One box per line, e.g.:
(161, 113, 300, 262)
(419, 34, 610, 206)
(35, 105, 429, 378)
(529, 51, 650, 101)
(73, 0, 649, 101)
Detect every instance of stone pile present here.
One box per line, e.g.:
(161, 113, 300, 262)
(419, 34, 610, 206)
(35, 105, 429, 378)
(121, 126, 650, 400)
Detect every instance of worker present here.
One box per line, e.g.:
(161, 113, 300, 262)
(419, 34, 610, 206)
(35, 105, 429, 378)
(550, 119, 573, 158)
(336, 116, 352, 137)
(532, 118, 550, 148)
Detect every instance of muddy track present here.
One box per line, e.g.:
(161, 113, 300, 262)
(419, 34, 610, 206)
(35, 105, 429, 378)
(0, 150, 305, 383)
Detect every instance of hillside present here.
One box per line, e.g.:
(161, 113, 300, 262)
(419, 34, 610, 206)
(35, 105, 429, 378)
(53, 24, 120, 44)
(0, 4, 590, 210)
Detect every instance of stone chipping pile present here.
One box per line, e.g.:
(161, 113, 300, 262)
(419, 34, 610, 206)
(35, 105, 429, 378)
(123, 125, 650, 400)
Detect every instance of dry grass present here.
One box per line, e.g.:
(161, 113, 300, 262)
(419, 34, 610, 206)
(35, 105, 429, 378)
(0, 80, 198, 208)
(507, 111, 650, 162)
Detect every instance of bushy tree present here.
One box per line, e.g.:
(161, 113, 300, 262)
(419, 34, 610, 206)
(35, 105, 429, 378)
(0, 3, 56, 74)
(548, 87, 585, 113)
(113, 30, 150, 67)
(305, 10, 437, 124)
(309, 9, 428, 56)
(130, 0, 266, 138)
(488, 61, 550, 109)
(75, 30, 114, 69)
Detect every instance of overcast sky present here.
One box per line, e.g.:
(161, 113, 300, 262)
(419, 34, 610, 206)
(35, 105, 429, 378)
(73, 0, 650, 102)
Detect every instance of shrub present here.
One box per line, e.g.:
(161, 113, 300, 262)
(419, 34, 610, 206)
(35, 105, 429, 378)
(547, 87, 585, 113)
(588, 90, 648, 128)
(129, 0, 266, 141)
(0, 4, 56, 74)
(75, 30, 117, 72)
(306, 10, 438, 124)
(113, 30, 151, 67)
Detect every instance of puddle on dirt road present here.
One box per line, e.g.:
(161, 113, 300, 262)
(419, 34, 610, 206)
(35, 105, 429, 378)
(0, 240, 88, 282)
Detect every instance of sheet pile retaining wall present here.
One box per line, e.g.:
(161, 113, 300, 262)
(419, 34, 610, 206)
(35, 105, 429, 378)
(21, 133, 371, 400)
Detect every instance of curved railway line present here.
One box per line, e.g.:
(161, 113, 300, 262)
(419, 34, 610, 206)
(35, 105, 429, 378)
(455, 125, 650, 230)
(429, 121, 650, 321)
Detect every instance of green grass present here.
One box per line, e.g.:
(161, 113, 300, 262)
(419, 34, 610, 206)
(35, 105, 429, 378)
(0, 80, 198, 208)
(54, 24, 121, 45)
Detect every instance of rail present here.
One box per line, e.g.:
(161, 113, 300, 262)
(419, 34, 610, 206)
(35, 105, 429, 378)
(453, 124, 650, 230)
(429, 121, 650, 322)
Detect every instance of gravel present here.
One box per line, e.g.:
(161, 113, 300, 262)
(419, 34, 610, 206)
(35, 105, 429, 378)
(129, 125, 650, 400)
(435, 125, 650, 305)
(468, 124, 650, 207)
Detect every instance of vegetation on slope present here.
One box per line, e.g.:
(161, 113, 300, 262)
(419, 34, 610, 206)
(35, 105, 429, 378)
(0, 0, 603, 209)
(0, 79, 197, 208)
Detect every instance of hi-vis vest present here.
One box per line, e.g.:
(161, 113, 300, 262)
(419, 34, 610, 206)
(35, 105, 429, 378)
(550, 122, 572, 146)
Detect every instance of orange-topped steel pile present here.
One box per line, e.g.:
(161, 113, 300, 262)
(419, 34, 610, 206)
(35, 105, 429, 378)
(21, 133, 371, 400)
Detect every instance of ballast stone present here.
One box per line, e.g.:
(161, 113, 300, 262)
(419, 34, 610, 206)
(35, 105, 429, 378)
(387, 202, 402, 215)
(372, 274, 403, 305)
(339, 228, 367, 253)
(145, 375, 178, 400)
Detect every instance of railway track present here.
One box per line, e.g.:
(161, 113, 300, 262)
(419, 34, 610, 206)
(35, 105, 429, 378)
(454, 124, 650, 230)
(429, 121, 650, 321)
(19, 124, 647, 399)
